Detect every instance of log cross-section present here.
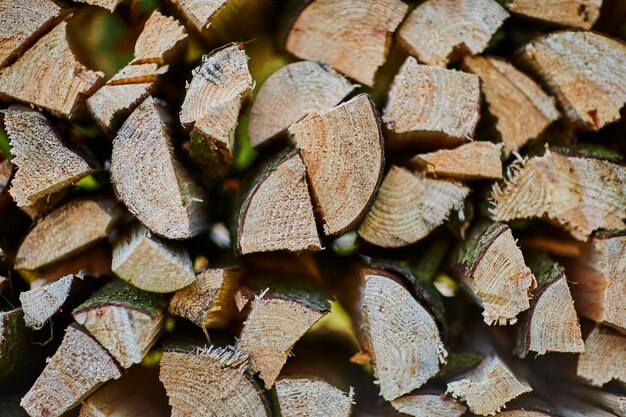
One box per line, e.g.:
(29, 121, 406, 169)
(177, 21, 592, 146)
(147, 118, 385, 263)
(20, 274, 75, 329)
(409, 142, 503, 180)
(391, 391, 467, 417)
(505, 0, 602, 30)
(275, 377, 353, 417)
(577, 326, 626, 386)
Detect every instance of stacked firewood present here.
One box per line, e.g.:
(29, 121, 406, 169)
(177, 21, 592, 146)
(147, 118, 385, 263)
(0, 0, 625, 416)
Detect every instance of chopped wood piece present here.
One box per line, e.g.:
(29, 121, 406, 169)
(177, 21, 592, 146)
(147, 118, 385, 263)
(88, 11, 186, 133)
(409, 142, 503, 180)
(112, 224, 195, 293)
(451, 222, 536, 325)
(180, 44, 252, 179)
(169, 0, 227, 33)
(111, 96, 208, 239)
(354, 268, 447, 401)
(0, 20, 104, 118)
(73, 281, 167, 368)
(462, 56, 560, 154)
(288, 94, 384, 236)
(358, 166, 469, 248)
(561, 382, 626, 417)
(160, 346, 271, 417)
(169, 267, 242, 329)
(490, 147, 626, 240)
(15, 199, 120, 271)
(397, 0, 509, 67)
(248, 61, 355, 148)
(0, 308, 28, 379)
(285, 0, 408, 86)
(2, 106, 94, 206)
(383, 58, 481, 143)
(447, 354, 532, 416)
(237, 150, 321, 255)
(577, 326, 626, 386)
(518, 31, 626, 130)
(275, 377, 353, 417)
(517, 254, 583, 357)
(74, 0, 124, 11)
(21, 324, 123, 417)
(565, 230, 626, 332)
(0, 0, 66, 68)
(20, 274, 74, 329)
(391, 390, 467, 417)
(236, 289, 330, 389)
(505, 0, 602, 30)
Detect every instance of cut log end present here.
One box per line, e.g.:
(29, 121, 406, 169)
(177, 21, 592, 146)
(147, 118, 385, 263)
(75, 0, 125, 11)
(20, 274, 74, 330)
(506, 0, 602, 30)
(275, 378, 353, 417)
(577, 326, 626, 386)
(391, 391, 467, 417)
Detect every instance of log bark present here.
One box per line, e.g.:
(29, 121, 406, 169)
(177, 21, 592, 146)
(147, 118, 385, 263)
(112, 223, 195, 293)
(490, 147, 626, 241)
(275, 377, 353, 417)
(358, 166, 469, 248)
(397, 0, 509, 67)
(180, 43, 252, 180)
(409, 142, 503, 180)
(2, 106, 94, 206)
(462, 56, 560, 155)
(73, 280, 167, 368)
(0, 19, 104, 118)
(237, 150, 321, 255)
(518, 30, 626, 130)
(159, 346, 271, 417)
(0, 0, 67, 68)
(447, 354, 532, 416)
(87, 11, 187, 133)
(21, 324, 123, 417)
(169, 267, 242, 330)
(383, 57, 481, 146)
(0, 308, 28, 380)
(505, 0, 602, 29)
(577, 326, 626, 386)
(285, 0, 408, 86)
(15, 198, 120, 271)
(450, 222, 536, 325)
(111, 96, 208, 240)
(20, 274, 75, 329)
(391, 391, 467, 417)
(288, 93, 384, 236)
(248, 61, 355, 148)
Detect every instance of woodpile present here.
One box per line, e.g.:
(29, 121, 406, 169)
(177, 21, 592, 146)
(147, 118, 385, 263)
(0, 0, 624, 416)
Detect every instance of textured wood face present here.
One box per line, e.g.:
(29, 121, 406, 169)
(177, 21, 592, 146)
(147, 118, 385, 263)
(286, 0, 408, 86)
(170, 0, 227, 32)
(410, 142, 503, 180)
(20, 274, 74, 329)
(275, 378, 353, 417)
(391, 392, 467, 417)
(577, 327, 626, 386)
(75, 0, 125, 11)
(506, 0, 602, 29)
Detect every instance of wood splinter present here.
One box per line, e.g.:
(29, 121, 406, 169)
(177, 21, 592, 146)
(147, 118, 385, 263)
(358, 166, 470, 248)
(275, 377, 353, 417)
(20, 274, 75, 330)
(505, 0, 602, 29)
(577, 326, 626, 387)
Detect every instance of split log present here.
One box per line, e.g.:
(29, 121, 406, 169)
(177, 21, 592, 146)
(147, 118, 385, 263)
(505, 0, 602, 30)
(73, 280, 167, 368)
(0, 0, 66, 67)
(565, 230, 626, 332)
(248, 61, 355, 148)
(20, 274, 75, 329)
(159, 346, 271, 417)
(516, 254, 584, 357)
(288, 94, 384, 236)
(0, 308, 28, 379)
(285, 0, 408, 86)
(87, 11, 187, 133)
(2, 106, 94, 206)
(236, 286, 330, 389)
(450, 222, 536, 325)
(0, 19, 104, 118)
(577, 326, 626, 386)
(462, 56, 560, 154)
(560, 382, 626, 417)
(15, 199, 120, 271)
(111, 96, 208, 240)
(447, 354, 532, 416)
(349, 267, 447, 401)
(383, 57, 481, 145)
(75, 0, 124, 11)
(409, 142, 503, 180)
(169, 267, 242, 329)
(397, 0, 509, 67)
(179, 43, 252, 180)
(275, 377, 353, 417)
(237, 150, 321, 255)
(518, 31, 626, 130)
(391, 390, 467, 417)
(112, 223, 195, 293)
(358, 166, 470, 248)
(490, 147, 626, 241)
(20, 324, 123, 417)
